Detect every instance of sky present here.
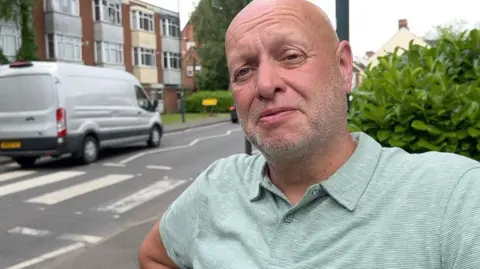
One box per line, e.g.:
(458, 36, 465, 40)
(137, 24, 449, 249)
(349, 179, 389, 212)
(144, 0, 480, 58)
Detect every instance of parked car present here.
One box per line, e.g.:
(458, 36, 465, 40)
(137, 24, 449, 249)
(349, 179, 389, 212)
(229, 105, 238, 123)
(0, 61, 163, 168)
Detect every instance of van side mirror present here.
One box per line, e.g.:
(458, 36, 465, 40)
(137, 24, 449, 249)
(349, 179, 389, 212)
(152, 100, 158, 110)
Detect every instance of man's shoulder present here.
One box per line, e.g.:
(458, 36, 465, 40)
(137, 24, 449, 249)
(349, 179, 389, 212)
(379, 147, 480, 188)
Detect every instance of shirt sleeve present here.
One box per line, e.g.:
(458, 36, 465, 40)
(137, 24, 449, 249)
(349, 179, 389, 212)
(442, 167, 480, 269)
(159, 158, 225, 268)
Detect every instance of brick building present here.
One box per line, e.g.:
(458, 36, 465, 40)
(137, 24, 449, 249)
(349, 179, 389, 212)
(181, 20, 200, 91)
(0, 0, 183, 113)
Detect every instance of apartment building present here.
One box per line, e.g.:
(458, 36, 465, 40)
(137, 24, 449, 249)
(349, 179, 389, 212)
(0, 0, 183, 113)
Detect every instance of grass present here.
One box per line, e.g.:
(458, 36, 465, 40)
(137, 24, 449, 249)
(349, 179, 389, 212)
(161, 113, 229, 125)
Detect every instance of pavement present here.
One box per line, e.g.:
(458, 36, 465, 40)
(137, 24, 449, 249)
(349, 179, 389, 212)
(0, 117, 246, 269)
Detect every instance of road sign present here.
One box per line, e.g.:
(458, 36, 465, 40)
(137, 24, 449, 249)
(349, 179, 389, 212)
(202, 98, 218, 106)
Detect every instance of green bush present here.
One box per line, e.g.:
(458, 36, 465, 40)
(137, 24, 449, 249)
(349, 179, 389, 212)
(348, 29, 480, 160)
(185, 90, 234, 113)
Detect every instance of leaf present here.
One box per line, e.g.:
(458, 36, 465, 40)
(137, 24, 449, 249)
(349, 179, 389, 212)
(377, 129, 391, 142)
(415, 138, 442, 151)
(411, 120, 428, 131)
(468, 127, 480, 138)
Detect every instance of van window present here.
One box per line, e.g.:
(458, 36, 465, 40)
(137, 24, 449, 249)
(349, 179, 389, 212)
(0, 75, 56, 112)
(135, 85, 150, 110)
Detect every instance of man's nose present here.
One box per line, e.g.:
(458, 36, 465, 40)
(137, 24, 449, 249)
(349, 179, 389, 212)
(255, 60, 286, 99)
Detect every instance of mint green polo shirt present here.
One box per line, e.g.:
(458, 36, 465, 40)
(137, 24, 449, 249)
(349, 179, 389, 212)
(160, 132, 480, 269)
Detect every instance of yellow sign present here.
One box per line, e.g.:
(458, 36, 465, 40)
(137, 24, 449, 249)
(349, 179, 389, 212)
(202, 98, 218, 106)
(1, 141, 21, 149)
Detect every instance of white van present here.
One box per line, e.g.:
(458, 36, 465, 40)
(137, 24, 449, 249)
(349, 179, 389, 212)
(0, 61, 163, 168)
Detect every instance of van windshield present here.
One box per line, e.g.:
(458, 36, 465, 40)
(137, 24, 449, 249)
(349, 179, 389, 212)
(0, 74, 56, 112)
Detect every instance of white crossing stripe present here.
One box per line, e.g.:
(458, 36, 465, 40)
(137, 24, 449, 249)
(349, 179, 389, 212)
(57, 233, 103, 244)
(0, 171, 85, 198)
(97, 179, 188, 214)
(5, 242, 85, 269)
(8, 226, 51, 237)
(146, 165, 172, 170)
(0, 170, 37, 182)
(25, 174, 134, 205)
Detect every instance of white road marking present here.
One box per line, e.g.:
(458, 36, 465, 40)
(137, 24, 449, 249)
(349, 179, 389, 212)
(146, 165, 172, 170)
(0, 170, 37, 182)
(57, 233, 103, 244)
(163, 122, 229, 136)
(0, 171, 85, 198)
(102, 162, 126, 167)
(118, 128, 242, 164)
(5, 242, 85, 269)
(96, 178, 189, 214)
(118, 144, 190, 164)
(25, 174, 134, 205)
(8, 226, 51, 237)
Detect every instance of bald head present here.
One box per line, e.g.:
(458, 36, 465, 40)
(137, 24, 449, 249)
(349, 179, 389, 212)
(226, 0, 339, 48)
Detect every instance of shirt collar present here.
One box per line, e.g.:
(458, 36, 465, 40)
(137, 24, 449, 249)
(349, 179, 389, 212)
(248, 132, 383, 211)
(321, 132, 382, 211)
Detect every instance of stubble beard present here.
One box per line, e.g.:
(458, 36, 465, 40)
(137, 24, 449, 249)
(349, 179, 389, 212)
(241, 70, 346, 162)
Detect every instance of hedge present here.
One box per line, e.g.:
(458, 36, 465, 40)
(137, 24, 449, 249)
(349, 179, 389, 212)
(348, 29, 480, 160)
(185, 90, 234, 113)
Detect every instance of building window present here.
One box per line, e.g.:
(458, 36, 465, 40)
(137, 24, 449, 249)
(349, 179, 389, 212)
(50, 0, 79, 15)
(95, 41, 123, 64)
(133, 47, 156, 67)
(0, 25, 21, 60)
(131, 10, 154, 32)
(93, 0, 121, 25)
(46, 34, 82, 61)
(163, 52, 180, 69)
(161, 18, 179, 37)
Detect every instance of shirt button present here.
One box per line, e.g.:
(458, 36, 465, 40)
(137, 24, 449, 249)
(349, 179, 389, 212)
(312, 189, 320, 196)
(284, 214, 293, 223)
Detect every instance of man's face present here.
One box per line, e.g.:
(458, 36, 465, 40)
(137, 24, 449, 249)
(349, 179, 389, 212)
(225, 3, 352, 156)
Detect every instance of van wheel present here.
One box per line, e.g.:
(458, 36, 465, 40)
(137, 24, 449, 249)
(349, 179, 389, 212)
(79, 136, 99, 164)
(147, 126, 162, 148)
(14, 157, 37, 168)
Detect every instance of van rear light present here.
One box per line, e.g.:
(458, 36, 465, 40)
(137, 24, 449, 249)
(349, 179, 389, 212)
(229, 106, 235, 111)
(9, 61, 33, 68)
(56, 108, 67, 137)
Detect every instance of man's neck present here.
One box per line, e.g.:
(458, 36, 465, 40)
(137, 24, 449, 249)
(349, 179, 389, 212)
(266, 131, 357, 204)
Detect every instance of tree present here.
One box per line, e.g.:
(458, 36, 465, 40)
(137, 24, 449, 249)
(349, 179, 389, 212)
(190, 0, 251, 90)
(424, 18, 469, 41)
(0, 0, 39, 63)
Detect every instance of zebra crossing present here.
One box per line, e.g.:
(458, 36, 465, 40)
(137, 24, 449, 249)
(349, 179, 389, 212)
(0, 167, 191, 269)
(0, 168, 189, 212)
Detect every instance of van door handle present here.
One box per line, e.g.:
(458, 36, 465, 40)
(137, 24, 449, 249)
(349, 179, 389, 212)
(137, 111, 142, 115)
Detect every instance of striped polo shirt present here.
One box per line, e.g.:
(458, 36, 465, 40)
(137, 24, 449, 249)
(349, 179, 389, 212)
(160, 132, 480, 269)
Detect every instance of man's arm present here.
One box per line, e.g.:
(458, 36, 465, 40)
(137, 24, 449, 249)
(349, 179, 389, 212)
(138, 221, 178, 269)
(442, 167, 480, 268)
(138, 158, 227, 269)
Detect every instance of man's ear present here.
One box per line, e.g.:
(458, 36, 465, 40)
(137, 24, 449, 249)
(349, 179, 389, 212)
(335, 40, 353, 93)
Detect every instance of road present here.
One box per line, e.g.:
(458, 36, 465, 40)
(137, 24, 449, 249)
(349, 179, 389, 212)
(0, 121, 252, 269)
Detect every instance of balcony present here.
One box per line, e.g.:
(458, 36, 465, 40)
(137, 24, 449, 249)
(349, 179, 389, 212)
(133, 67, 158, 84)
(94, 22, 124, 44)
(161, 37, 180, 53)
(44, 12, 82, 36)
(132, 31, 156, 49)
(163, 69, 181, 85)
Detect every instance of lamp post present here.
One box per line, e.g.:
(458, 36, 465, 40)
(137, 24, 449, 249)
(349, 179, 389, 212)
(178, 0, 186, 123)
(335, 0, 350, 110)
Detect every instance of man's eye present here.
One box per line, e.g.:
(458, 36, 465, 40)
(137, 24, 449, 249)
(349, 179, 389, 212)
(236, 68, 250, 77)
(283, 54, 299, 61)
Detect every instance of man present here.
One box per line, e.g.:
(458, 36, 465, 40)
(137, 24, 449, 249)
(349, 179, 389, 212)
(138, 0, 480, 268)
